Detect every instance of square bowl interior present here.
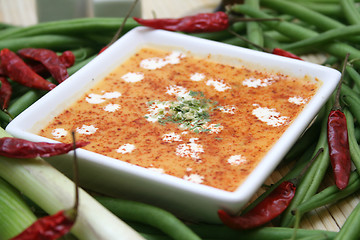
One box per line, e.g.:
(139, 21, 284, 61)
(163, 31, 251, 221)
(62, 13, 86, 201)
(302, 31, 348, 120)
(5, 26, 341, 222)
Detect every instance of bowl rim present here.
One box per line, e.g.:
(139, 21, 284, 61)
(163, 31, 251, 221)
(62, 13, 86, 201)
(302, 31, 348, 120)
(5, 26, 341, 205)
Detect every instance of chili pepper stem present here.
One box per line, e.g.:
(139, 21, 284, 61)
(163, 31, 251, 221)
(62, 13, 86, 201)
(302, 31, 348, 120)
(70, 130, 79, 220)
(107, 0, 139, 47)
(333, 53, 350, 110)
(290, 147, 324, 186)
(227, 28, 269, 52)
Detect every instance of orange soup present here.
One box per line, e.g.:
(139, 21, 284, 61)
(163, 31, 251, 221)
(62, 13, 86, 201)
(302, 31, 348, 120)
(39, 47, 321, 191)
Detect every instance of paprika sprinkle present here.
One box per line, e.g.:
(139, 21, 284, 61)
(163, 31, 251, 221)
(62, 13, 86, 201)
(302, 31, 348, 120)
(133, 11, 229, 33)
(18, 48, 69, 83)
(218, 148, 323, 229)
(0, 137, 88, 158)
(0, 48, 57, 91)
(327, 53, 351, 190)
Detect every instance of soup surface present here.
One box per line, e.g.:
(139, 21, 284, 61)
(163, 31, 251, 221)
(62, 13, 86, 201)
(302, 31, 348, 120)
(39, 47, 320, 191)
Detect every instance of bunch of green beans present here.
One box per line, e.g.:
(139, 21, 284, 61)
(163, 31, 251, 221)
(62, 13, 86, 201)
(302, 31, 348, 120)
(3, 1, 360, 239)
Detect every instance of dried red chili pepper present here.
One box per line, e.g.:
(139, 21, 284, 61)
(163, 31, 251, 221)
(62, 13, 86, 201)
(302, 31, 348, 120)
(218, 148, 323, 229)
(133, 11, 229, 33)
(327, 53, 351, 190)
(59, 50, 75, 68)
(24, 50, 75, 78)
(272, 48, 303, 61)
(0, 65, 5, 76)
(0, 48, 56, 91)
(11, 210, 75, 240)
(18, 48, 69, 83)
(218, 181, 296, 229)
(0, 76, 12, 110)
(0, 137, 88, 158)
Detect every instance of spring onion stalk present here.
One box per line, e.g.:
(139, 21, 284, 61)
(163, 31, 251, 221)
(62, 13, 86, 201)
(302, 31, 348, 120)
(0, 177, 37, 240)
(0, 127, 145, 240)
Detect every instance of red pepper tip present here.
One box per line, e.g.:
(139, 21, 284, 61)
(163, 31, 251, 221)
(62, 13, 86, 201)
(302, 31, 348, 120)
(76, 141, 90, 148)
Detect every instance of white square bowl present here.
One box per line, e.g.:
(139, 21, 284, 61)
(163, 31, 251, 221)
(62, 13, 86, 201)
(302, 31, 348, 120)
(5, 26, 340, 223)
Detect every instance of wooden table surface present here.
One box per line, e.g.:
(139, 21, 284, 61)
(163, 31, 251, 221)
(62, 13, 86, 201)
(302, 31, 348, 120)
(0, 0, 358, 234)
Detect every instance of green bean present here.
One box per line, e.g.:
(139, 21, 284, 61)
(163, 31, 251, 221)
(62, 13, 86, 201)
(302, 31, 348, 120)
(263, 30, 292, 43)
(189, 224, 337, 240)
(231, 4, 360, 68)
(70, 48, 97, 62)
(231, 4, 316, 40)
(344, 108, 360, 175)
(283, 119, 321, 162)
(6, 90, 45, 118)
(0, 17, 139, 40)
(280, 101, 332, 227)
(260, 0, 344, 31)
(232, 5, 316, 40)
(220, 36, 248, 47)
(346, 65, 360, 90)
(292, 2, 342, 17)
(340, 0, 360, 24)
(126, 221, 167, 236)
(334, 200, 360, 239)
(140, 233, 172, 240)
(244, 0, 264, 49)
(187, 30, 234, 41)
(263, 34, 286, 51)
(95, 196, 201, 240)
(284, 25, 360, 51)
(0, 23, 17, 31)
(231, 21, 247, 33)
(0, 35, 96, 52)
(67, 55, 96, 75)
(292, 0, 343, 3)
(341, 84, 360, 122)
(294, 171, 360, 216)
(0, 111, 12, 128)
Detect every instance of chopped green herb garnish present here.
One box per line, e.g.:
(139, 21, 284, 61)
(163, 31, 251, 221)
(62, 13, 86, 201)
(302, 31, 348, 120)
(145, 91, 220, 132)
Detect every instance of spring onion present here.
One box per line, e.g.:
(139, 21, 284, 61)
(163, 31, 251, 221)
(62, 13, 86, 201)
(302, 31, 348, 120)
(0, 127, 145, 240)
(0, 177, 37, 240)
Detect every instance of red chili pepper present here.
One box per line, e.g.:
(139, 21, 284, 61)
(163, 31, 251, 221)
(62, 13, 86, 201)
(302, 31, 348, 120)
(18, 48, 69, 83)
(272, 48, 303, 60)
(0, 76, 12, 110)
(0, 48, 56, 91)
(218, 148, 323, 229)
(133, 11, 229, 33)
(59, 51, 75, 68)
(0, 65, 5, 76)
(327, 110, 351, 190)
(24, 50, 75, 78)
(327, 53, 351, 190)
(0, 137, 88, 158)
(218, 181, 296, 230)
(10, 210, 75, 240)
